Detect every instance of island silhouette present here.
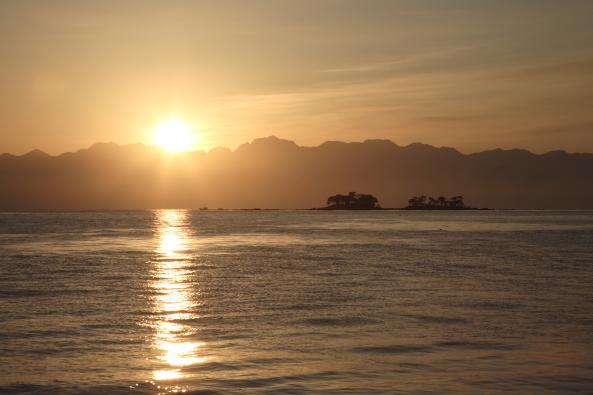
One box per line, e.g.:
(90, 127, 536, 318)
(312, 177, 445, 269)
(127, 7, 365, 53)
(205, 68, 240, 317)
(404, 195, 482, 210)
(1, 136, 592, 210)
(321, 192, 381, 210)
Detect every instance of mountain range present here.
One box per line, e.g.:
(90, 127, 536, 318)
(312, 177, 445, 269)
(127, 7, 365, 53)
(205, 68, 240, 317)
(1, 136, 592, 209)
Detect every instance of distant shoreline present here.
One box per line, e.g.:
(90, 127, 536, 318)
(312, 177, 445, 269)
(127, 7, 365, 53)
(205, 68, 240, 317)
(5, 207, 563, 212)
(309, 207, 491, 211)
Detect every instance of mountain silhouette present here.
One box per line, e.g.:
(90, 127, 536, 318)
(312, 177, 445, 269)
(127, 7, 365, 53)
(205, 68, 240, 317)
(1, 136, 592, 209)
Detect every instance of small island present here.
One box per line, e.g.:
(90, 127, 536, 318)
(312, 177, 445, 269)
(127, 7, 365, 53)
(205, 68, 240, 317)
(321, 192, 381, 210)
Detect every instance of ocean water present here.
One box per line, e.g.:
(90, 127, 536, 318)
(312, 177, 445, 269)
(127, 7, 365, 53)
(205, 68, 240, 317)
(1, 210, 593, 394)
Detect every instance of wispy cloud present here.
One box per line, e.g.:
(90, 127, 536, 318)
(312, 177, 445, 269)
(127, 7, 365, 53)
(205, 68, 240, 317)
(513, 123, 593, 138)
(319, 46, 476, 74)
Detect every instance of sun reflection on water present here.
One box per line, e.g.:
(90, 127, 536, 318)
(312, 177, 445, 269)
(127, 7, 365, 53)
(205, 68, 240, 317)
(150, 210, 205, 385)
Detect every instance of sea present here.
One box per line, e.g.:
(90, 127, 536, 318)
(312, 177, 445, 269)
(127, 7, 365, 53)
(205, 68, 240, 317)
(1, 210, 593, 394)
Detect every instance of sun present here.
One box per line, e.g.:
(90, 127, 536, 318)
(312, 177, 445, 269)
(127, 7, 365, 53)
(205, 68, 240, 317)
(153, 119, 196, 152)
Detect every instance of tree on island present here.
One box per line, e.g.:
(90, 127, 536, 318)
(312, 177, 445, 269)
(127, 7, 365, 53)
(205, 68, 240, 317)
(406, 195, 469, 210)
(326, 192, 380, 210)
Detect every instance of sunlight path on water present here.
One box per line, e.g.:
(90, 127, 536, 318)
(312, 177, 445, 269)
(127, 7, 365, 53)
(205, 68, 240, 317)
(2, 211, 593, 393)
(148, 210, 205, 393)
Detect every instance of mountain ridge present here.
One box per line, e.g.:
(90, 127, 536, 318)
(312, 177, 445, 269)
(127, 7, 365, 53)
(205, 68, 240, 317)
(1, 136, 592, 209)
(3, 136, 591, 158)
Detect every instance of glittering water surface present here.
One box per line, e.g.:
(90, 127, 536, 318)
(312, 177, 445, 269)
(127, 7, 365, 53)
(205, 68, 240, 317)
(1, 210, 593, 394)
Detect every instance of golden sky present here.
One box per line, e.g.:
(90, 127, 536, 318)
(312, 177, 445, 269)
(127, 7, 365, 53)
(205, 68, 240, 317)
(1, 0, 593, 155)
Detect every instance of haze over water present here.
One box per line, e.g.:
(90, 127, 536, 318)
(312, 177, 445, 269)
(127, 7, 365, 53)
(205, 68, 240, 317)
(1, 210, 593, 394)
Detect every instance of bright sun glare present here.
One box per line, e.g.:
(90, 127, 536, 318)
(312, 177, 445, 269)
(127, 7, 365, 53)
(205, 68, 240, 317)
(153, 119, 196, 152)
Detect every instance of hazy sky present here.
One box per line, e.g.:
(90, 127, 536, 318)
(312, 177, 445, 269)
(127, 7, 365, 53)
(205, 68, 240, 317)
(1, 0, 593, 155)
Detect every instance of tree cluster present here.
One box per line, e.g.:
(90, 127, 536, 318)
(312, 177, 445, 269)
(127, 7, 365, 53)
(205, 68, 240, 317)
(406, 195, 466, 209)
(326, 192, 380, 210)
